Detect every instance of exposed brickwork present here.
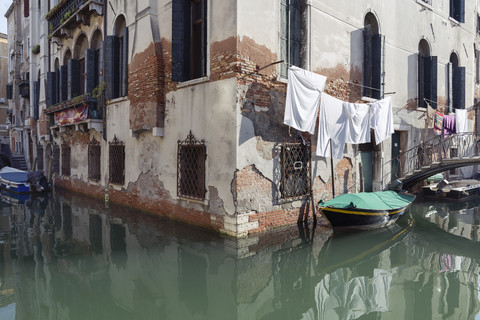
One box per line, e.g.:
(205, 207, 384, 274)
(54, 172, 224, 233)
(129, 42, 166, 132)
(313, 157, 355, 202)
(39, 112, 49, 136)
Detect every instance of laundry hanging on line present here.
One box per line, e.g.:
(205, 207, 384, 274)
(317, 93, 393, 159)
(316, 92, 348, 159)
(283, 66, 327, 134)
(455, 109, 468, 133)
(283, 66, 394, 159)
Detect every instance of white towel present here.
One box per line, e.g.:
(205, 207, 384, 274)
(370, 96, 394, 144)
(316, 93, 347, 159)
(284, 66, 327, 134)
(455, 109, 468, 133)
(343, 102, 371, 144)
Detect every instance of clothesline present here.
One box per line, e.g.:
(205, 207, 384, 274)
(423, 97, 449, 109)
(346, 81, 396, 95)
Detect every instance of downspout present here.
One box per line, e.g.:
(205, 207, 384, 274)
(102, 1, 107, 141)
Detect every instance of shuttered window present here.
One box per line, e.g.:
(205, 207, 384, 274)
(453, 66, 466, 109)
(476, 50, 480, 85)
(6, 84, 13, 99)
(105, 28, 128, 100)
(280, 0, 301, 78)
(172, 0, 207, 82)
(33, 81, 40, 120)
(68, 59, 81, 99)
(418, 56, 438, 109)
(60, 65, 68, 102)
(363, 28, 385, 99)
(46, 72, 57, 107)
(450, 0, 465, 23)
(85, 49, 97, 94)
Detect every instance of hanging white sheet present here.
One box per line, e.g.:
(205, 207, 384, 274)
(316, 93, 347, 159)
(284, 66, 327, 134)
(370, 96, 394, 144)
(455, 109, 468, 133)
(343, 102, 371, 144)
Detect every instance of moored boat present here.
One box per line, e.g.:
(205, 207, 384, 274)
(422, 179, 480, 201)
(0, 167, 49, 194)
(318, 191, 415, 230)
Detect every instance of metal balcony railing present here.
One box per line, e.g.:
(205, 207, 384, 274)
(46, 0, 104, 37)
(382, 132, 480, 188)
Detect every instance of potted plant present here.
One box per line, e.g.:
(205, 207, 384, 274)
(31, 44, 40, 54)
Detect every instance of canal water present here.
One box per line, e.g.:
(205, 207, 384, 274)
(1, 190, 480, 319)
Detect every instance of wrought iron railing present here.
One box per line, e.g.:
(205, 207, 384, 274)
(109, 136, 124, 185)
(280, 141, 311, 199)
(177, 131, 206, 201)
(88, 138, 101, 181)
(62, 144, 71, 176)
(47, 0, 104, 35)
(382, 132, 480, 187)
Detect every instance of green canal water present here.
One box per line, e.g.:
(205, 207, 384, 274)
(1, 190, 480, 320)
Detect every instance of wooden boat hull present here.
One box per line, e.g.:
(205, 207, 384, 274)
(422, 185, 480, 201)
(321, 204, 412, 230)
(0, 177, 30, 193)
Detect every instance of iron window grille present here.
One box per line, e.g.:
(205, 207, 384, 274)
(88, 138, 101, 182)
(109, 135, 125, 185)
(61, 144, 71, 176)
(53, 144, 60, 175)
(280, 140, 311, 199)
(177, 131, 206, 201)
(36, 144, 43, 171)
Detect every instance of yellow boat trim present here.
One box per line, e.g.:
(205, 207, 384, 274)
(321, 206, 406, 216)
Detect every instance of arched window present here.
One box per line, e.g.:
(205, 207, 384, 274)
(363, 12, 384, 99)
(105, 15, 128, 99)
(450, 52, 465, 110)
(172, 0, 207, 82)
(417, 39, 437, 109)
(73, 34, 89, 95)
(91, 29, 103, 91)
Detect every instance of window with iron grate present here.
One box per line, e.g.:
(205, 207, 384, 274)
(36, 144, 43, 171)
(177, 131, 206, 201)
(88, 139, 101, 182)
(53, 144, 60, 175)
(280, 141, 311, 199)
(109, 136, 125, 185)
(61, 144, 71, 176)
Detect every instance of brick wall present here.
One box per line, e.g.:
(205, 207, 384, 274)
(128, 42, 166, 132)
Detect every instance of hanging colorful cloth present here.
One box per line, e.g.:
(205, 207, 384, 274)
(433, 111, 444, 135)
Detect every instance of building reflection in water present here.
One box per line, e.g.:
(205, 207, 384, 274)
(0, 191, 480, 319)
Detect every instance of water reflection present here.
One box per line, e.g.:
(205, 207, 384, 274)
(0, 191, 480, 319)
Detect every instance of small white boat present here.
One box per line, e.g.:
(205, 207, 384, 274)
(0, 167, 49, 194)
(422, 179, 480, 201)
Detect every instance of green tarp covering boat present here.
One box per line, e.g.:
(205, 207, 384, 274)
(319, 191, 415, 230)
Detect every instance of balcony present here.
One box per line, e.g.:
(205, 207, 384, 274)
(46, 0, 104, 39)
(18, 80, 29, 99)
(45, 94, 103, 132)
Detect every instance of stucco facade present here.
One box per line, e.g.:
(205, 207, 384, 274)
(4, 0, 479, 237)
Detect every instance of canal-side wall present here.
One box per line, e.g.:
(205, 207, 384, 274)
(20, 0, 479, 238)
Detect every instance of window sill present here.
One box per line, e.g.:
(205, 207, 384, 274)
(448, 17, 461, 26)
(177, 76, 209, 88)
(107, 96, 128, 105)
(361, 96, 378, 103)
(178, 196, 206, 205)
(416, 0, 433, 11)
(417, 107, 427, 112)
